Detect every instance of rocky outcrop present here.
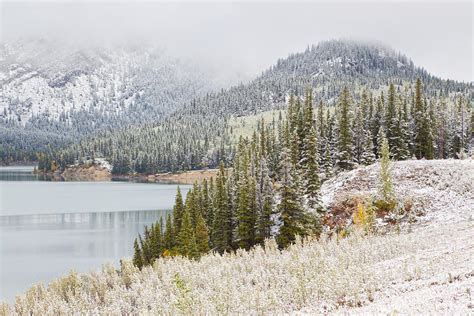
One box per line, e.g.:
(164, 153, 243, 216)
(143, 168, 223, 184)
(61, 164, 111, 181)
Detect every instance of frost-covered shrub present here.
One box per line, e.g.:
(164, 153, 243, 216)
(3, 230, 424, 315)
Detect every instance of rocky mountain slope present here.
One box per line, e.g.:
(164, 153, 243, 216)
(4, 159, 473, 314)
(0, 40, 217, 123)
(0, 40, 219, 160)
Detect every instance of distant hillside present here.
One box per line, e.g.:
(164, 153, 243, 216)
(0, 40, 220, 161)
(50, 39, 471, 173)
(189, 39, 468, 117)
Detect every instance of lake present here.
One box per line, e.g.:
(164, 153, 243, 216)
(0, 166, 190, 302)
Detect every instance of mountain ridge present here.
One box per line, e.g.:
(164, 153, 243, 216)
(1, 39, 471, 166)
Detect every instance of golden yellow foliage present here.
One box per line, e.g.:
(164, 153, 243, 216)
(353, 199, 375, 233)
(353, 201, 368, 227)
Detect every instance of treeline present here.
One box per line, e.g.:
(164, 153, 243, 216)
(31, 41, 472, 174)
(37, 77, 472, 175)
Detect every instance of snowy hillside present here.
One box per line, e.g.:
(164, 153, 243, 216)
(0, 40, 216, 124)
(4, 159, 473, 314)
(321, 159, 473, 226)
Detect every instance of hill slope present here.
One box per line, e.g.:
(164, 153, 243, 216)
(4, 159, 473, 314)
(52, 39, 471, 173)
(0, 40, 219, 160)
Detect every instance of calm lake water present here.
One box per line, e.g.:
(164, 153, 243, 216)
(0, 166, 190, 302)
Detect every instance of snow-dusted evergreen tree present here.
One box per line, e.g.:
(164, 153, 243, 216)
(212, 162, 231, 253)
(371, 96, 384, 158)
(378, 135, 395, 203)
(335, 87, 354, 170)
(276, 144, 304, 248)
(255, 158, 274, 244)
(304, 126, 323, 214)
(352, 99, 365, 165)
(395, 97, 411, 160)
(385, 83, 399, 156)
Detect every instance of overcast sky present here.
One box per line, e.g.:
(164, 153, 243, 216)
(1, 1, 472, 83)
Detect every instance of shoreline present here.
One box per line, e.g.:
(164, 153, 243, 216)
(36, 165, 222, 184)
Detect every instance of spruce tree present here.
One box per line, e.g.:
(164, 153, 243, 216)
(352, 101, 365, 164)
(304, 126, 323, 214)
(371, 97, 384, 158)
(360, 129, 375, 165)
(335, 87, 354, 170)
(379, 135, 395, 203)
(395, 97, 410, 160)
(413, 78, 425, 159)
(195, 213, 210, 254)
(256, 158, 274, 244)
(212, 162, 231, 253)
(277, 146, 304, 248)
(132, 238, 143, 269)
(376, 127, 386, 157)
(164, 214, 175, 251)
(385, 83, 399, 155)
(173, 187, 184, 236)
(178, 208, 194, 257)
(150, 223, 162, 260)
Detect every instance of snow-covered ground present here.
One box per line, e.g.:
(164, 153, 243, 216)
(0, 41, 217, 124)
(321, 159, 473, 227)
(3, 159, 473, 314)
(321, 159, 474, 313)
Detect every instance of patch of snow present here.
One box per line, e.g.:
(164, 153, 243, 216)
(321, 159, 474, 227)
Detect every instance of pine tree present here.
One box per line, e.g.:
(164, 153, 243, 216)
(379, 135, 395, 202)
(195, 212, 210, 254)
(371, 97, 384, 158)
(385, 83, 399, 155)
(322, 143, 333, 179)
(173, 187, 184, 236)
(212, 162, 231, 253)
(376, 127, 386, 157)
(256, 158, 274, 244)
(201, 179, 213, 232)
(189, 233, 199, 260)
(236, 151, 253, 249)
(360, 128, 375, 165)
(352, 101, 365, 164)
(178, 208, 194, 257)
(139, 233, 151, 266)
(132, 238, 143, 269)
(335, 87, 354, 170)
(164, 214, 175, 250)
(150, 223, 162, 260)
(304, 126, 323, 214)
(277, 146, 304, 248)
(395, 97, 410, 160)
(422, 100, 435, 159)
(413, 78, 425, 159)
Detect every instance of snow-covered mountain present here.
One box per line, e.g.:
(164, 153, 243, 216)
(0, 40, 217, 124)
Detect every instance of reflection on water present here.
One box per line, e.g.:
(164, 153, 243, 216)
(0, 210, 169, 302)
(0, 166, 45, 181)
(0, 166, 190, 303)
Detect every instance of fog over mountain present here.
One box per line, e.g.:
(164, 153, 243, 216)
(1, 1, 472, 83)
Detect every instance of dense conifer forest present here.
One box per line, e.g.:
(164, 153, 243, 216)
(132, 80, 473, 266)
